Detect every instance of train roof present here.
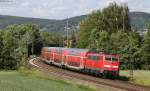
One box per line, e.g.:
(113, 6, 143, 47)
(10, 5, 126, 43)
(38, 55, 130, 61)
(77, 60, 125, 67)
(42, 47, 119, 56)
(43, 47, 89, 52)
(63, 48, 89, 56)
(65, 48, 89, 52)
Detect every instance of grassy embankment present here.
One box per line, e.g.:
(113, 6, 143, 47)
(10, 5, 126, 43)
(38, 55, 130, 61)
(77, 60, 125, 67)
(0, 68, 97, 91)
(1, 68, 149, 91)
(120, 70, 150, 87)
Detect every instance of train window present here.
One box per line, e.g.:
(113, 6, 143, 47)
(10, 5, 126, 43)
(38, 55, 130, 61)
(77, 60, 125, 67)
(69, 51, 80, 56)
(112, 57, 118, 61)
(47, 49, 51, 53)
(105, 57, 111, 61)
(56, 50, 62, 54)
(88, 55, 99, 61)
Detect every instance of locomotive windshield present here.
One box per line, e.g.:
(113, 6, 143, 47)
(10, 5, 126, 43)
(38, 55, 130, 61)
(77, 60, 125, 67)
(112, 57, 118, 61)
(105, 57, 111, 61)
(105, 56, 118, 62)
(88, 55, 99, 61)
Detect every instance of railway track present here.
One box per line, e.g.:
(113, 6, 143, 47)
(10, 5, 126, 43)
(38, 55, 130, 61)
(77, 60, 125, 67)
(28, 57, 150, 91)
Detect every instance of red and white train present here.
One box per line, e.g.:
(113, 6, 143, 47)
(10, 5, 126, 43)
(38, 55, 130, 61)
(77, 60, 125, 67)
(41, 47, 120, 78)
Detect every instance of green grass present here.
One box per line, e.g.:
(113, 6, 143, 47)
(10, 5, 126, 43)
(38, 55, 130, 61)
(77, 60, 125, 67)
(120, 70, 150, 87)
(0, 68, 96, 91)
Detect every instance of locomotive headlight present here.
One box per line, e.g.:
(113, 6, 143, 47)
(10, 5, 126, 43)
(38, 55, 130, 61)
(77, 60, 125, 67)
(104, 65, 118, 68)
(104, 65, 111, 68)
(112, 66, 118, 68)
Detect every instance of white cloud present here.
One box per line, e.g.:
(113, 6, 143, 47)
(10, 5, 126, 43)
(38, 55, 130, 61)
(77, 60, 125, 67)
(20, 2, 29, 7)
(0, 0, 149, 19)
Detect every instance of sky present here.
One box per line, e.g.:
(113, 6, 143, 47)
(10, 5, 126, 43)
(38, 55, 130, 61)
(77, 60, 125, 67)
(0, 0, 150, 19)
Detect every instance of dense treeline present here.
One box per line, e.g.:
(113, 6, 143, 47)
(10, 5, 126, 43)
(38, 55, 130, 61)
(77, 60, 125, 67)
(77, 2, 150, 70)
(0, 24, 63, 70)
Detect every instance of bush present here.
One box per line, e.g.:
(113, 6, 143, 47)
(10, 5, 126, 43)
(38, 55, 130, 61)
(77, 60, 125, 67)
(141, 65, 150, 70)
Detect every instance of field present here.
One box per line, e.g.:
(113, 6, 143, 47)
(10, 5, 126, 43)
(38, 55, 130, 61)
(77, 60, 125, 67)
(0, 70, 96, 91)
(0, 70, 149, 91)
(120, 70, 150, 86)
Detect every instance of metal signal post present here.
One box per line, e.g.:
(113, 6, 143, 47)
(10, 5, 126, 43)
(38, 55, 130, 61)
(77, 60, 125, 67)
(64, 17, 70, 48)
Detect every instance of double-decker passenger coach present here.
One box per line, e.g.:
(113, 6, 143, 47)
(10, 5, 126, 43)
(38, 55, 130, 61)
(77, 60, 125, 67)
(41, 47, 120, 78)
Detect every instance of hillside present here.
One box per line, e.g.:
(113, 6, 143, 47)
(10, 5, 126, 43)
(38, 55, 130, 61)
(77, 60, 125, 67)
(0, 12, 150, 33)
(0, 15, 86, 33)
(130, 12, 150, 30)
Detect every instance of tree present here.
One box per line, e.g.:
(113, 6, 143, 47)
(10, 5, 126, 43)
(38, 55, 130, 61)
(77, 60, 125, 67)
(102, 2, 131, 32)
(110, 31, 141, 69)
(20, 24, 41, 55)
(140, 24, 150, 69)
(0, 24, 42, 69)
(1, 30, 18, 69)
(40, 32, 63, 47)
(0, 31, 4, 68)
(89, 29, 110, 49)
(77, 2, 131, 48)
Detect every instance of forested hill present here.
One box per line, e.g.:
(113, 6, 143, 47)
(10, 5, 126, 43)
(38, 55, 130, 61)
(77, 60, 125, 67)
(0, 15, 86, 33)
(130, 12, 150, 30)
(0, 12, 150, 32)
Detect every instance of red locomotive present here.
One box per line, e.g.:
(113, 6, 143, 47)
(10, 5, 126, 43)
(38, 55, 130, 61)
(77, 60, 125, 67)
(41, 47, 120, 78)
